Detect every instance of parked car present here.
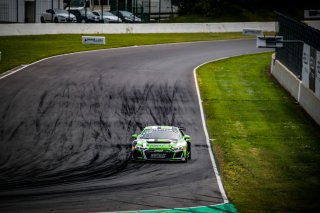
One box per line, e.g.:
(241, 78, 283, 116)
(110, 10, 141, 23)
(67, 8, 101, 23)
(41, 8, 77, 23)
(92, 11, 122, 23)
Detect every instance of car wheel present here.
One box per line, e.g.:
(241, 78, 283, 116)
(81, 19, 86, 23)
(183, 155, 188, 163)
(187, 143, 191, 160)
(41, 17, 45, 23)
(131, 150, 137, 162)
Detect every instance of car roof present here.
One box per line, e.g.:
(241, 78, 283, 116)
(143, 126, 179, 131)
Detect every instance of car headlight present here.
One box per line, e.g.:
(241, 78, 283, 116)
(172, 146, 183, 151)
(135, 146, 142, 150)
(135, 145, 147, 150)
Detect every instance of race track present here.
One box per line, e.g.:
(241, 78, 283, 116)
(0, 39, 266, 212)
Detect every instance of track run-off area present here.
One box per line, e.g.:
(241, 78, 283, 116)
(0, 39, 267, 212)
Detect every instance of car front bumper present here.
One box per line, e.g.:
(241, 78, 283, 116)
(59, 17, 77, 23)
(132, 149, 187, 161)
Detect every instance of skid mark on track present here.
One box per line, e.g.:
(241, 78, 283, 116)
(0, 79, 192, 190)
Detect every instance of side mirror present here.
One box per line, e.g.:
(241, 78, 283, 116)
(132, 134, 138, 139)
(184, 135, 191, 142)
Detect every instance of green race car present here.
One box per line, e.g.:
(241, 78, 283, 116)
(131, 126, 191, 162)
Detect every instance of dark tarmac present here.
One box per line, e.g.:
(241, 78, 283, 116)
(0, 39, 267, 212)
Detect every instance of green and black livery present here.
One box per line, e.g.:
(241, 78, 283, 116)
(131, 126, 191, 162)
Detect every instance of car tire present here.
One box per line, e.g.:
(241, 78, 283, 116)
(187, 143, 191, 160)
(54, 17, 58, 23)
(183, 156, 188, 163)
(81, 19, 86, 23)
(188, 151, 191, 160)
(131, 150, 137, 162)
(41, 17, 45, 23)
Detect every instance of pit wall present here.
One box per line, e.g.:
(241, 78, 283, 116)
(271, 54, 320, 126)
(0, 22, 275, 36)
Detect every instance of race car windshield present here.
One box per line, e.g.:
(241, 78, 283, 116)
(140, 130, 180, 140)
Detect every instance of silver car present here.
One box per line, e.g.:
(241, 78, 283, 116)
(92, 11, 122, 23)
(41, 8, 77, 23)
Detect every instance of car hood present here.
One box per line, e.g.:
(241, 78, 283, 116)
(103, 15, 119, 20)
(57, 13, 76, 18)
(88, 15, 100, 20)
(124, 16, 141, 22)
(135, 139, 183, 150)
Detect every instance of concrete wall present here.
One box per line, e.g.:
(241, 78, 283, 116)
(299, 83, 320, 125)
(0, 22, 275, 36)
(271, 57, 301, 101)
(303, 20, 320, 30)
(271, 55, 320, 126)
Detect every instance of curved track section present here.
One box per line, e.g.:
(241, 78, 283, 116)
(0, 39, 266, 212)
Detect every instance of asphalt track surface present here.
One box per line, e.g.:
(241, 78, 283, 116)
(0, 39, 267, 212)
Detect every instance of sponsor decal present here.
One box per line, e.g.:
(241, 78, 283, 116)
(310, 47, 316, 92)
(243, 28, 263, 36)
(302, 44, 319, 94)
(302, 44, 310, 87)
(316, 50, 320, 97)
(82, 36, 105, 45)
(150, 153, 166, 158)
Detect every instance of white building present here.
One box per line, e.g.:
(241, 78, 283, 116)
(0, 0, 64, 23)
(0, 0, 177, 23)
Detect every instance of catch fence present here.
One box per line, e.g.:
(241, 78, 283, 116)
(275, 12, 320, 78)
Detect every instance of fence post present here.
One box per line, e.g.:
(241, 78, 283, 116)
(158, 0, 161, 22)
(16, 0, 19, 23)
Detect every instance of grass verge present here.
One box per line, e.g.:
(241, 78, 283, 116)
(197, 52, 320, 212)
(0, 33, 251, 74)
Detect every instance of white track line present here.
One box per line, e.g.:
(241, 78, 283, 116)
(0, 65, 28, 80)
(193, 52, 272, 203)
(193, 58, 230, 203)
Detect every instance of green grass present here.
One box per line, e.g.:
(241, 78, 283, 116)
(0, 33, 250, 74)
(197, 53, 320, 212)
